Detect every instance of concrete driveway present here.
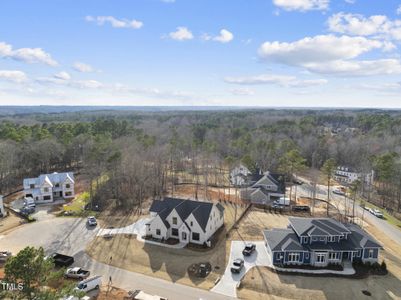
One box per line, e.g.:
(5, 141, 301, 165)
(0, 217, 233, 300)
(97, 217, 151, 237)
(212, 241, 270, 298)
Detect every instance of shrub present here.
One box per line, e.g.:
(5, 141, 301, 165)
(380, 260, 387, 272)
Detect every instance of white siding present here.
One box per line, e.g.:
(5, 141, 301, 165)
(147, 216, 168, 239)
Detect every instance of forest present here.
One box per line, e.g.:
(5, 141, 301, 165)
(0, 108, 401, 215)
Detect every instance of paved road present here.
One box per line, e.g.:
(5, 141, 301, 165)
(0, 217, 233, 300)
(296, 178, 401, 247)
(212, 241, 270, 298)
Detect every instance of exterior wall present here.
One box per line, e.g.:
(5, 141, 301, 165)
(272, 251, 284, 265)
(147, 216, 168, 240)
(62, 178, 75, 198)
(283, 251, 304, 265)
(185, 213, 207, 245)
(203, 205, 224, 241)
(362, 248, 379, 263)
(166, 209, 184, 240)
(178, 223, 190, 243)
(250, 189, 268, 205)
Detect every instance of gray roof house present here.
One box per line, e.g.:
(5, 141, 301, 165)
(146, 197, 225, 246)
(240, 171, 286, 206)
(23, 172, 75, 204)
(264, 217, 382, 267)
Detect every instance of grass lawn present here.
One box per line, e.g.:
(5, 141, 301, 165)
(63, 192, 89, 213)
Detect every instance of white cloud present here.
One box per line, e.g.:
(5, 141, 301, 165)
(0, 70, 28, 83)
(328, 13, 401, 40)
(169, 27, 193, 41)
(272, 0, 329, 12)
(213, 29, 234, 43)
(258, 34, 399, 76)
(54, 71, 71, 81)
(0, 41, 57, 66)
(73, 62, 95, 73)
(85, 16, 143, 29)
(344, 0, 356, 3)
(112, 83, 194, 100)
(225, 74, 327, 88)
(37, 72, 103, 89)
(397, 5, 401, 15)
(230, 88, 255, 96)
(259, 35, 388, 65)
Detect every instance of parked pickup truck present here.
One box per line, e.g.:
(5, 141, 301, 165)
(50, 253, 74, 267)
(65, 267, 90, 280)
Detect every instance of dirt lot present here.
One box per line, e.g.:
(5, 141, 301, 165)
(87, 202, 247, 290)
(0, 211, 24, 234)
(238, 217, 401, 300)
(96, 286, 128, 300)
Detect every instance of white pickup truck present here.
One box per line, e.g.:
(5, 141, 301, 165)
(65, 267, 90, 280)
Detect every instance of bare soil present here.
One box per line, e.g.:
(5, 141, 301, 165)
(0, 211, 24, 234)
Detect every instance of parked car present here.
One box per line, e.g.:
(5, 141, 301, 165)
(128, 290, 168, 300)
(65, 267, 90, 280)
(373, 209, 384, 218)
(230, 258, 244, 273)
(292, 205, 310, 212)
(20, 206, 35, 216)
(293, 179, 303, 185)
(24, 197, 36, 208)
(0, 251, 12, 263)
(75, 276, 102, 293)
(368, 208, 374, 214)
(87, 216, 97, 226)
(333, 189, 346, 196)
(50, 253, 74, 267)
(242, 243, 256, 256)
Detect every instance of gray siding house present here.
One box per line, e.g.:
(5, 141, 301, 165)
(264, 217, 382, 267)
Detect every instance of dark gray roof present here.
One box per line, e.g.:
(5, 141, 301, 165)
(263, 229, 304, 252)
(149, 197, 223, 232)
(345, 224, 382, 249)
(289, 217, 351, 237)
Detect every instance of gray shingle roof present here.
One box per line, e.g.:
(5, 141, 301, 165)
(345, 223, 382, 249)
(263, 229, 304, 252)
(149, 197, 223, 232)
(289, 217, 351, 237)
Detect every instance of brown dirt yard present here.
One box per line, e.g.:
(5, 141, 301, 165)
(238, 217, 401, 300)
(87, 202, 247, 290)
(0, 211, 24, 234)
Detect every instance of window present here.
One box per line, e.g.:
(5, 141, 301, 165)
(172, 228, 178, 236)
(276, 253, 283, 260)
(319, 237, 325, 241)
(65, 192, 72, 196)
(156, 229, 161, 236)
(305, 253, 309, 259)
(66, 184, 71, 189)
(44, 187, 49, 193)
(329, 252, 339, 260)
(312, 237, 318, 242)
(55, 183, 60, 188)
(190, 221, 193, 226)
(30, 184, 35, 189)
(43, 195, 51, 200)
(172, 217, 177, 225)
(192, 232, 200, 241)
(328, 236, 335, 242)
(368, 249, 374, 258)
(288, 253, 300, 263)
(316, 253, 326, 263)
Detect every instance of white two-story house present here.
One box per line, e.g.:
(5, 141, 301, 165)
(23, 172, 75, 204)
(146, 197, 225, 246)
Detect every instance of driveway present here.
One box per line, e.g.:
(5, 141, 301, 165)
(212, 241, 270, 298)
(0, 217, 233, 300)
(97, 217, 151, 237)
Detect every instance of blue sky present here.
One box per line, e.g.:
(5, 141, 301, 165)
(1, 0, 401, 107)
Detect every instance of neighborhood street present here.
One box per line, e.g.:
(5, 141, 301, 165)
(0, 217, 234, 300)
(296, 179, 401, 247)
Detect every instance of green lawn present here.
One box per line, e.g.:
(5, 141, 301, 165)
(63, 192, 89, 213)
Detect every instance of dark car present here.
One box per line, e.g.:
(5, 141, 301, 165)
(50, 253, 74, 267)
(230, 258, 244, 273)
(292, 205, 310, 212)
(242, 243, 256, 256)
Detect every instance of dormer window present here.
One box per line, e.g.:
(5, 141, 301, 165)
(44, 187, 49, 193)
(55, 183, 60, 188)
(66, 184, 71, 189)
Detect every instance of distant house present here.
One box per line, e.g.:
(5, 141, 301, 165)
(334, 166, 374, 185)
(240, 172, 286, 206)
(0, 195, 5, 217)
(146, 197, 225, 246)
(23, 172, 75, 204)
(229, 164, 251, 186)
(264, 217, 382, 267)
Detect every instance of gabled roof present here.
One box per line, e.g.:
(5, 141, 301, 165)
(263, 228, 304, 252)
(149, 197, 224, 232)
(24, 172, 75, 187)
(289, 217, 351, 237)
(345, 224, 382, 249)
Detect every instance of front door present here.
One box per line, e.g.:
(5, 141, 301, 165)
(182, 232, 187, 241)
